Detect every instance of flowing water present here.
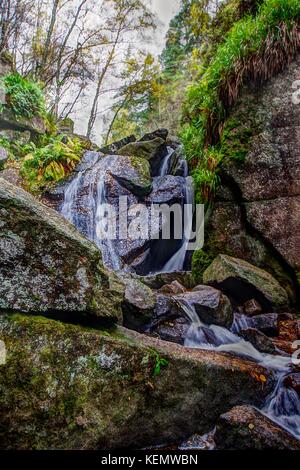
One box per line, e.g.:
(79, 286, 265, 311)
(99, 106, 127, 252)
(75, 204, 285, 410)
(61, 154, 121, 270)
(61, 147, 194, 273)
(60, 145, 300, 443)
(158, 146, 175, 176)
(158, 175, 194, 274)
(180, 299, 300, 439)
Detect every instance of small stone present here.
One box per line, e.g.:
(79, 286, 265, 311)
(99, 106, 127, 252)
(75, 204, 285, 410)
(240, 328, 276, 354)
(284, 373, 300, 394)
(158, 281, 186, 295)
(243, 299, 262, 316)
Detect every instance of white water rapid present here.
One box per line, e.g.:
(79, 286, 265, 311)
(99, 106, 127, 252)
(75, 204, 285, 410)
(61, 154, 121, 270)
(61, 146, 194, 273)
(180, 299, 300, 440)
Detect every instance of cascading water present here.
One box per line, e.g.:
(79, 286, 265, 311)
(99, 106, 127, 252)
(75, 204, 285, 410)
(61, 145, 194, 274)
(61, 155, 121, 270)
(158, 146, 175, 177)
(180, 299, 300, 439)
(60, 139, 300, 445)
(158, 175, 194, 274)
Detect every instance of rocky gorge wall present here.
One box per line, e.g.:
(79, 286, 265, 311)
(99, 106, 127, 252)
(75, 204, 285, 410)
(0, 50, 300, 451)
(195, 55, 300, 304)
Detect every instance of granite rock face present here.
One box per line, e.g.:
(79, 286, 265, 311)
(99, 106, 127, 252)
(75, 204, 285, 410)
(199, 56, 300, 297)
(0, 178, 122, 320)
(0, 314, 274, 450)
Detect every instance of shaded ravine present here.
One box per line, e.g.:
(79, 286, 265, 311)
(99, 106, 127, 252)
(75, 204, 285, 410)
(61, 147, 193, 274)
(59, 139, 300, 447)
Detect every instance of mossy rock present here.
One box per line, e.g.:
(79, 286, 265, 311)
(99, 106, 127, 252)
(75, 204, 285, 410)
(203, 254, 289, 310)
(192, 249, 216, 285)
(0, 177, 122, 320)
(0, 313, 274, 449)
(110, 155, 152, 197)
(117, 137, 165, 160)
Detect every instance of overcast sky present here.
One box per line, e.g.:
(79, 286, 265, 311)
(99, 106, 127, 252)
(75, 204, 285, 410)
(152, 0, 180, 27)
(74, 0, 181, 140)
(151, 0, 181, 51)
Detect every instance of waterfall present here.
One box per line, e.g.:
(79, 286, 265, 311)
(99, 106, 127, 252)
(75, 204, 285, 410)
(231, 313, 255, 334)
(61, 155, 121, 270)
(61, 145, 193, 274)
(159, 146, 174, 176)
(158, 175, 194, 274)
(59, 140, 300, 444)
(179, 299, 300, 439)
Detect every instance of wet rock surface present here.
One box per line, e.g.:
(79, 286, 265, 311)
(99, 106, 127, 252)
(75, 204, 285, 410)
(240, 328, 276, 354)
(0, 314, 274, 450)
(176, 285, 233, 328)
(0, 177, 121, 320)
(110, 155, 152, 197)
(215, 405, 300, 450)
(284, 374, 300, 395)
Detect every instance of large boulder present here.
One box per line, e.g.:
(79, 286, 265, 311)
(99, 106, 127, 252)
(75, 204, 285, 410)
(0, 313, 274, 450)
(176, 285, 233, 328)
(121, 276, 156, 330)
(201, 56, 300, 295)
(110, 155, 152, 197)
(215, 405, 300, 450)
(145, 175, 186, 205)
(203, 255, 289, 310)
(116, 138, 167, 174)
(0, 178, 122, 320)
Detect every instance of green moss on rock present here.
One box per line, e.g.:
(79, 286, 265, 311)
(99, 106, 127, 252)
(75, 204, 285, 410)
(0, 313, 274, 449)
